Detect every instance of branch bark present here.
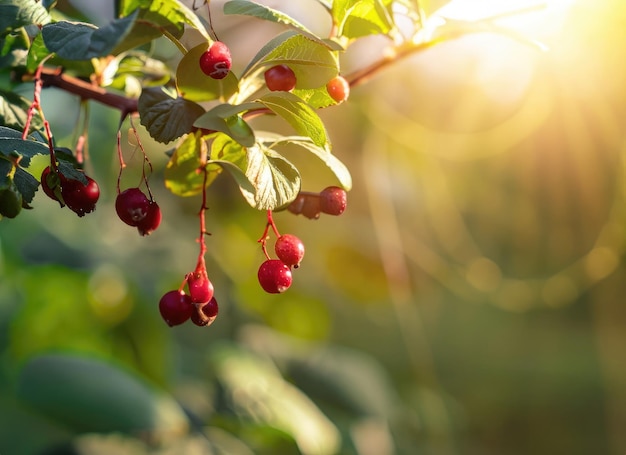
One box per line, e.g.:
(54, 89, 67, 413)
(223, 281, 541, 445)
(30, 67, 138, 118)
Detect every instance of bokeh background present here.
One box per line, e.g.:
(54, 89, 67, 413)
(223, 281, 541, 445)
(2, 0, 626, 454)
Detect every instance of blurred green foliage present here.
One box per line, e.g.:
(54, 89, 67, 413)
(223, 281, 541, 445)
(2, 0, 626, 454)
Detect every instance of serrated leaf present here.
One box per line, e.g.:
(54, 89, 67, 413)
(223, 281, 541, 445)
(17, 353, 189, 435)
(138, 87, 205, 143)
(257, 92, 329, 148)
(0, 137, 49, 166)
(332, 0, 394, 40)
(242, 143, 300, 210)
(14, 165, 38, 205)
(164, 131, 220, 197)
(176, 43, 239, 103)
(0, 0, 50, 34)
(42, 11, 139, 60)
(193, 103, 259, 147)
(0, 91, 44, 134)
(260, 135, 352, 190)
(119, 0, 210, 42)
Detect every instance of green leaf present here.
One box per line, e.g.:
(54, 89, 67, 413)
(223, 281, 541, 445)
(239, 31, 339, 100)
(0, 0, 50, 34)
(332, 0, 394, 40)
(119, 0, 211, 42)
(138, 86, 206, 143)
(13, 165, 38, 205)
(207, 133, 256, 195)
(164, 131, 220, 197)
(206, 134, 300, 210)
(0, 90, 44, 134)
(41, 11, 139, 60)
(257, 92, 329, 148)
(176, 43, 239, 103)
(241, 142, 301, 210)
(193, 103, 259, 147)
(16, 353, 189, 435)
(0, 28, 29, 68)
(0, 136, 49, 167)
(260, 134, 352, 190)
(224, 1, 315, 36)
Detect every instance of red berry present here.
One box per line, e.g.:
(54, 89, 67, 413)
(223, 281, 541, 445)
(301, 194, 321, 219)
(264, 65, 297, 92)
(275, 234, 305, 268)
(258, 259, 292, 294)
(199, 42, 232, 79)
(319, 186, 347, 216)
(187, 267, 214, 304)
(159, 290, 193, 326)
(115, 188, 151, 226)
(136, 201, 161, 236)
(326, 76, 350, 103)
(191, 297, 219, 327)
(62, 174, 100, 217)
(287, 193, 321, 219)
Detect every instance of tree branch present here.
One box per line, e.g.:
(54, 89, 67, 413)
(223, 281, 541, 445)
(28, 67, 138, 119)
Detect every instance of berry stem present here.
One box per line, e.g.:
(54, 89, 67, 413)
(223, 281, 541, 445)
(196, 165, 210, 266)
(257, 210, 280, 260)
(23, 64, 60, 171)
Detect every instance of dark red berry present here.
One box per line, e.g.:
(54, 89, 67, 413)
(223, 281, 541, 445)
(275, 234, 305, 268)
(287, 193, 321, 219)
(301, 194, 322, 219)
(258, 259, 292, 294)
(326, 76, 350, 103)
(115, 188, 151, 226)
(159, 290, 193, 326)
(264, 65, 297, 92)
(136, 201, 161, 236)
(191, 297, 219, 327)
(199, 42, 232, 79)
(62, 174, 100, 217)
(319, 186, 347, 216)
(187, 267, 214, 304)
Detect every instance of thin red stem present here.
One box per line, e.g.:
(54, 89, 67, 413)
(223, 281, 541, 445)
(196, 165, 210, 268)
(257, 210, 280, 260)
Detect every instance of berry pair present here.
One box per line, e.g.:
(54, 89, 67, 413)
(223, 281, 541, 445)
(258, 234, 305, 294)
(263, 65, 350, 104)
(159, 260, 218, 327)
(40, 166, 100, 217)
(288, 186, 347, 219)
(115, 188, 162, 236)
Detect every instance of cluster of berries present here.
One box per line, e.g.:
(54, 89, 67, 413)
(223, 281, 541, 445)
(288, 186, 347, 219)
(159, 259, 218, 327)
(256, 187, 348, 294)
(258, 233, 305, 294)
